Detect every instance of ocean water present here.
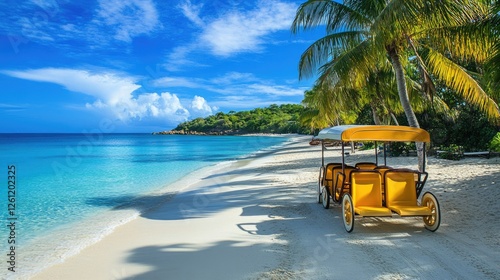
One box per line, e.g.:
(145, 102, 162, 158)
(0, 133, 291, 278)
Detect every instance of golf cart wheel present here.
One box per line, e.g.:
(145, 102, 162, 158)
(342, 193, 354, 233)
(318, 167, 324, 204)
(321, 186, 330, 209)
(422, 192, 441, 232)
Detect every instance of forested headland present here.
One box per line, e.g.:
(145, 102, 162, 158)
(155, 104, 310, 135)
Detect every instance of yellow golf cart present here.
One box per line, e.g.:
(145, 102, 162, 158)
(316, 125, 440, 232)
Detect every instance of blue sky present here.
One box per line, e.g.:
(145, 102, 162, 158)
(0, 0, 320, 133)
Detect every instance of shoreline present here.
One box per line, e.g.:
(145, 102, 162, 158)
(153, 130, 309, 136)
(30, 137, 500, 279)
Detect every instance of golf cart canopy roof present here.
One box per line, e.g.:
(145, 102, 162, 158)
(316, 125, 430, 143)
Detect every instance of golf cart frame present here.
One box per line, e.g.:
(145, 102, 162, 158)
(316, 125, 440, 232)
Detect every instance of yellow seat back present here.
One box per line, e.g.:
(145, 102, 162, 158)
(374, 166, 392, 204)
(374, 166, 392, 177)
(334, 166, 356, 200)
(323, 163, 341, 188)
(351, 171, 383, 207)
(385, 171, 418, 207)
(332, 167, 343, 198)
(355, 162, 377, 170)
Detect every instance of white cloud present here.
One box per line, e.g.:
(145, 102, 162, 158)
(4, 68, 140, 105)
(166, 0, 297, 71)
(164, 45, 210, 72)
(0, 103, 28, 112)
(5, 0, 162, 48)
(153, 76, 204, 88)
(30, 0, 59, 11)
(154, 71, 304, 97)
(210, 95, 284, 109)
(17, 17, 54, 42)
(210, 72, 258, 85)
(3, 68, 214, 122)
(94, 0, 161, 42)
(247, 84, 304, 96)
(199, 1, 297, 56)
(179, 0, 204, 27)
(152, 71, 307, 109)
(189, 95, 215, 118)
(97, 92, 190, 121)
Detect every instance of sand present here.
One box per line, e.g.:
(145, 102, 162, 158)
(29, 136, 500, 279)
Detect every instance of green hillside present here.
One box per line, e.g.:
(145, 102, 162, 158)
(158, 104, 310, 135)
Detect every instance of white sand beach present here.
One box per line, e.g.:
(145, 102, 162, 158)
(31, 136, 500, 279)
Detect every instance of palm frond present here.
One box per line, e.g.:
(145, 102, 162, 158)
(291, 0, 371, 34)
(484, 41, 500, 95)
(345, 0, 387, 22)
(427, 49, 500, 123)
(316, 38, 382, 85)
(298, 31, 368, 79)
(417, 22, 496, 63)
(406, 74, 455, 119)
(483, 7, 500, 93)
(372, 0, 486, 43)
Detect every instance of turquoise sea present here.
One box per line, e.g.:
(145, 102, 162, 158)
(0, 133, 291, 278)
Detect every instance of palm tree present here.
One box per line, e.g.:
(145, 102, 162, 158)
(301, 61, 449, 129)
(293, 0, 499, 124)
(301, 84, 360, 128)
(292, 0, 500, 170)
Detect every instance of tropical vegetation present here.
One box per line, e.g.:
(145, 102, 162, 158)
(292, 0, 499, 126)
(291, 0, 500, 165)
(163, 104, 309, 135)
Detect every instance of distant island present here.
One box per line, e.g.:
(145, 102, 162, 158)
(154, 104, 311, 135)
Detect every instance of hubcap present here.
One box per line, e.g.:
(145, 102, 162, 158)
(344, 200, 352, 226)
(423, 198, 436, 226)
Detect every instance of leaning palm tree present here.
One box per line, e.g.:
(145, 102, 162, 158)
(301, 83, 361, 128)
(303, 60, 449, 129)
(292, 0, 500, 170)
(300, 88, 332, 134)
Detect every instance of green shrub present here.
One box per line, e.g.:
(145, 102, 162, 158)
(388, 142, 416, 157)
(358, 142, 375, 150)
(437, 144, 464, 160)
(490, 132, 500, 152)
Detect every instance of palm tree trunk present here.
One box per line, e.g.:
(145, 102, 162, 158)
(371, 102, 382, 125)
(387, 46, 425, 172)
(387, 47, 419, 128)
(390, 112, 399, 125)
